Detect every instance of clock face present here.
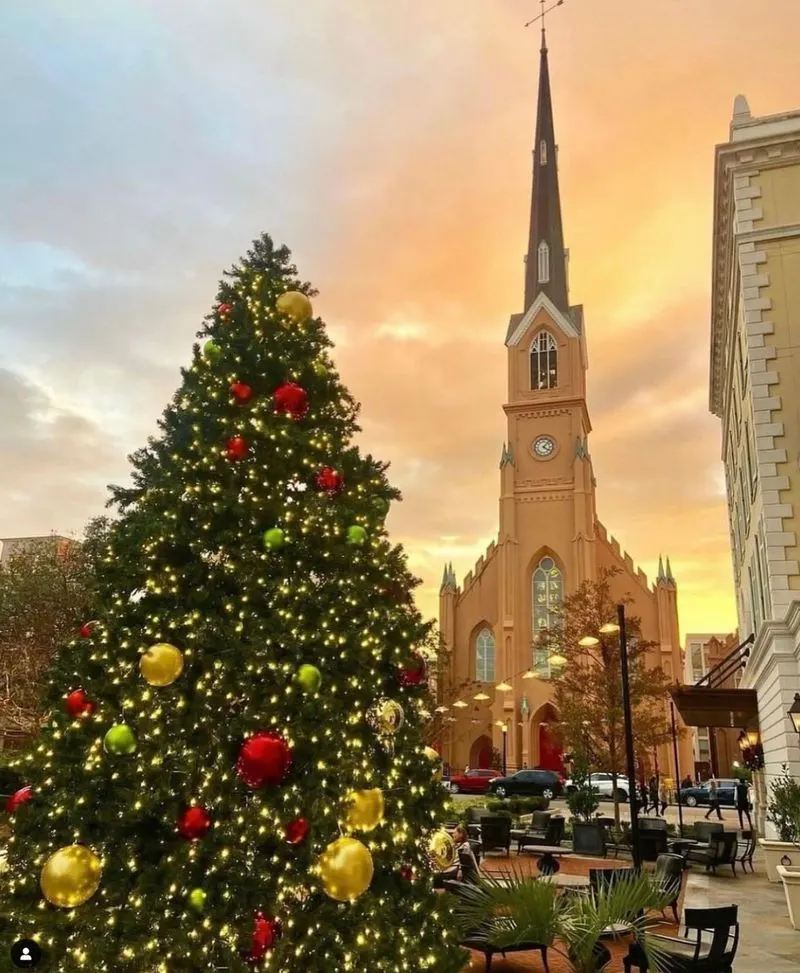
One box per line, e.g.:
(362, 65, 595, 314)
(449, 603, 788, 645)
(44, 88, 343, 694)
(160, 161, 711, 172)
(533, 436, 556, 458)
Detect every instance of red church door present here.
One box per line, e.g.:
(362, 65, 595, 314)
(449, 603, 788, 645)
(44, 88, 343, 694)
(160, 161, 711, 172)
(538, 722, 563, 773)
(470, 736, 493, 770)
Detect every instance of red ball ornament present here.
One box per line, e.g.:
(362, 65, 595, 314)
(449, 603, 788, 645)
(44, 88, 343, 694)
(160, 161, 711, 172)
(230, 382, 254, 405)
(177, 806, 212, 841)
(399, 864, 414, 882)
(273, 382, 308, 421)
(217, 302, 233, 317)
(225, 436, 249, 461)
(398, 653, 428, 687)
(79, 620, 98, 638)
(315, 466, 344, 496)
(65, 688, 95, 719)
(284, 816, 310, 846)
(236, 732, 292, 789)
(5, 785, 33, 815)
(248, 912, 282, 963)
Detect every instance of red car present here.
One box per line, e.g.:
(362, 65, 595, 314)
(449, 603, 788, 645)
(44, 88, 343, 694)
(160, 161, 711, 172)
(448, 769, 501, 794)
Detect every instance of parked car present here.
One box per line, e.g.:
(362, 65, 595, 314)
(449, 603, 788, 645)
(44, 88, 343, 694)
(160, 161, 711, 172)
(487, 769, 564, 799)
(447, 768, 501, 794)
(564, 772, 631, 803)
(679, 778, 738, 808)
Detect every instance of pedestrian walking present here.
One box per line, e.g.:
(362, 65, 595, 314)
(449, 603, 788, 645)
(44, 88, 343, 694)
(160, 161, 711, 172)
(639, 781, 650, 814)
(704, 777, 724, 820)
(648, 776, 659, 815)
(736, 777, 753, 830)
(659, 779, 669, 816)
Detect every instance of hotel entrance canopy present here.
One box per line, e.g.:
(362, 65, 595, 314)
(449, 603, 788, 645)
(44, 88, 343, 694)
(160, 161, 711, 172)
(670, 633, 757, 730)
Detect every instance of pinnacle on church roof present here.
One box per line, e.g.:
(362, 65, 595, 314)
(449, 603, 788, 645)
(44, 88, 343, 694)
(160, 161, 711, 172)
(524, 28, 569, 313)
(499, 442, 515, 469)
(665, 556, 675, 583)
(657, 555, 665, 582)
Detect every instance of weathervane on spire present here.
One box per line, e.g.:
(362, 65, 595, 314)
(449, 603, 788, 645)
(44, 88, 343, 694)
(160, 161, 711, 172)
(525, 0, 566, 29)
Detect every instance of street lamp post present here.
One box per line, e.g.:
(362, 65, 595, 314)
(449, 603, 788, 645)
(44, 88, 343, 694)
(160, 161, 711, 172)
(501, 723, 508, 776)
(616, 603, 642, 869)
(670, 701, 684, 836)
(788, 693, 800, 735)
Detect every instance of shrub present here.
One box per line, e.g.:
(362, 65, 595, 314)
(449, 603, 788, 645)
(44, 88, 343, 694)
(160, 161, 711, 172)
(766, 764, 800, 843)
(485, 796, 550, 816)
(564, 760, 599, 822)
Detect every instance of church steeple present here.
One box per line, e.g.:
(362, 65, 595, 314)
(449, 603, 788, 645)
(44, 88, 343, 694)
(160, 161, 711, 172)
(524, 28, 569, 313)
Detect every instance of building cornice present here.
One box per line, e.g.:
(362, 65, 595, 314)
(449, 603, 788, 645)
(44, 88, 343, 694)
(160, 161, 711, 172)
(742, 600, 800, 688)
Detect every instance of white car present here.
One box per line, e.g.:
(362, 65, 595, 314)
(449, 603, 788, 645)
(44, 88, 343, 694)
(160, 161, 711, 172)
(564, 772, 631, 802)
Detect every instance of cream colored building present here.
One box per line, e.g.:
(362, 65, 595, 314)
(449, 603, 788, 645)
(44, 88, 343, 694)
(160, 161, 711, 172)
(709, 95, 800, 818)
(683, 633, 742, 779)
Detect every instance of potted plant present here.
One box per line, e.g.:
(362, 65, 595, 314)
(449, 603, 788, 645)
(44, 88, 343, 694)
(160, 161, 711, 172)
(762, 764, 800, 882)
(567, 760, 604, 856)
(451, 866, 676, 973)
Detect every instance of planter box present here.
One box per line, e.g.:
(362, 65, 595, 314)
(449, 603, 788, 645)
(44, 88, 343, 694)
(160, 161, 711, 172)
(760, 838, 800, 883)
(777, 865, 800, 930)
(572, 821, 607, 857)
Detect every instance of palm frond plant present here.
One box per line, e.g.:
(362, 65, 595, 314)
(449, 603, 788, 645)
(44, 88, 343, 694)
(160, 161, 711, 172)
(451, 868, 680, 973)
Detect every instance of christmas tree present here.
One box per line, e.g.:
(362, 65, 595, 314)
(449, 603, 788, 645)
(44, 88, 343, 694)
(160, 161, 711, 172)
(0, 235, 465, 973)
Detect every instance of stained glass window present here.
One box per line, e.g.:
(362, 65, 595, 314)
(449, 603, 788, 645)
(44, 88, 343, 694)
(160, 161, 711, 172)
(532, 556, 563, 675)
(475, 628, 495, 682)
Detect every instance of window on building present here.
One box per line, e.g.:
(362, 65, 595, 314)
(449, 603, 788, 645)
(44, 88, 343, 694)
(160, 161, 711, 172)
(748, 564, 761, 631)
(540, 140, 547, 165)
(532, 556, 563, 676)
(748, 422, 758, 497)
(739, 467, 750, 533)
(538, 241, 550, 283)
(530, 330, 558, 390)
(756, 529, 771, 621)
(475, 628, 495, 682)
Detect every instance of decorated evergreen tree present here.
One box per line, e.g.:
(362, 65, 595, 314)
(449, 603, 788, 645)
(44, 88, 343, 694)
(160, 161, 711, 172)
(0, 235, 464, 973)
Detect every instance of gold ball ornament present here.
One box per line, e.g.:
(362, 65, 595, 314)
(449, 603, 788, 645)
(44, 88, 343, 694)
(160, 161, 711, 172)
(423, 746, 443, 779)
(276, 290, 313, 324)
(140, 642, 184, 687)
(369, 698, 405, 735)
(428, 830, 456, 870)
(318, 837, 374, 902)
(344, 788, 385, 832)
(40, 845, 102, 908)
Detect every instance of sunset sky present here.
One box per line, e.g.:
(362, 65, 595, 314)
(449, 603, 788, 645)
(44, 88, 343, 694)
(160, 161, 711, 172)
(3, 0, 800, 639)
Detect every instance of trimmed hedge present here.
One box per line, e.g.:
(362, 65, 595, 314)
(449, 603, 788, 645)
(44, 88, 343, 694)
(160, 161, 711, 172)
(485, 796, 550, 816)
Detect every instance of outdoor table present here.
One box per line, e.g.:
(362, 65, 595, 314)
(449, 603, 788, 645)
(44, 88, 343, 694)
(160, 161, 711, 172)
(527, 844, 572, 875)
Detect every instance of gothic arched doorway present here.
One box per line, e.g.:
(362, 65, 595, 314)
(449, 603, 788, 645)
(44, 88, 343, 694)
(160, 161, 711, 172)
(469, 735, 493, 770)
(531, 704, 563, 773)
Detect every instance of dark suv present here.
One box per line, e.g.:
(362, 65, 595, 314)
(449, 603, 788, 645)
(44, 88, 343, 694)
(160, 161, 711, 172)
(487, 769, 563, 799)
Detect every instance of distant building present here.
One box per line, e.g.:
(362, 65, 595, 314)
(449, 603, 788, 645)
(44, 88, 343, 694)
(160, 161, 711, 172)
(683, 634, 743, 779)
(0, 535, 73, 567)
(709, 94, 800, 822)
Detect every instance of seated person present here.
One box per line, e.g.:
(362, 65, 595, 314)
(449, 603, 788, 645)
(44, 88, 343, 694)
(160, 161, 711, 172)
(452, 825, 480, 882)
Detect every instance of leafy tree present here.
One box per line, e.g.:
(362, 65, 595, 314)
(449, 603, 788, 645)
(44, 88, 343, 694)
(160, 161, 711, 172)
(538, 566, 674, 825)
(0, 520, 109, 741)
(0, 234, 464, 973)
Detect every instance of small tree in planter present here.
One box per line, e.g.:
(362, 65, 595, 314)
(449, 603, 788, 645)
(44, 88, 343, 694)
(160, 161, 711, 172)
(762, 764, 800, 883)
(567, 760, 605, 856)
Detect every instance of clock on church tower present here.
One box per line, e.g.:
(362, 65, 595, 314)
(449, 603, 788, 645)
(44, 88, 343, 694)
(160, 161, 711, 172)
(532, 435, 556, 458)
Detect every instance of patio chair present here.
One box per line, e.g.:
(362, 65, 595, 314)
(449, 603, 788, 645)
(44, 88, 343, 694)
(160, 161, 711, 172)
(623, 904, 739, 972)
(685, 833, 738, 877)
(653, 853, 684, 923)
(478, 815, 512, 856)
(692, 821, 724, 845)
(737, 829, 756, 873)
(516, 816, 565, 853)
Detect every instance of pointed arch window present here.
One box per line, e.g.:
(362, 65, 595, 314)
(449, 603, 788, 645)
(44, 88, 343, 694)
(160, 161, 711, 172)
(538, 241, 550, 283)
(530, 330, 558, 390)
(475, 628, 495, 683)
(532, 556, 563, 674)
(540, 140, 547, 166)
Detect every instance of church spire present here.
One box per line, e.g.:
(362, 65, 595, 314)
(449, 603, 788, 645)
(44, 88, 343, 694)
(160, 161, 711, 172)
(524, 28, 569, 313)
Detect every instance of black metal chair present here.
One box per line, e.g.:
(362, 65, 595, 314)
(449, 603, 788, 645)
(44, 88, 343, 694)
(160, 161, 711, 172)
(589, 867, 634, 895)
(686, 833, 738, 876)
(516, 815, 565, 853)
(623, 904, 739, 972)
(692, 821, 725, 844)
(653, 853, 684, 923)
(478, 815, 512, 856)
(737, 829, 756, 873)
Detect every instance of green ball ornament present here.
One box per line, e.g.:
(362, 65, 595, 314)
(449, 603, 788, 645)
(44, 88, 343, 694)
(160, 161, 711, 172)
(312, 359, 328, 378)
(103, 723, 137, 756)
(187, 888, 207, 912)
(263, 527, 285, 550)
(203, 339, 222, 362)
(297, 664, 322, 694)
(347, 525, 367, 547)
(372, 498, 390, 518)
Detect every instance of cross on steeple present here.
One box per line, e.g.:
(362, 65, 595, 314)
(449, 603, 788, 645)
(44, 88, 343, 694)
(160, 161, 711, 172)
(523, 0, 569, 313)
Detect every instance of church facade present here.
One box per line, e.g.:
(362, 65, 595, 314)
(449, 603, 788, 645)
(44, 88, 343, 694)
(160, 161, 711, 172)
(438, 33, 693, 784)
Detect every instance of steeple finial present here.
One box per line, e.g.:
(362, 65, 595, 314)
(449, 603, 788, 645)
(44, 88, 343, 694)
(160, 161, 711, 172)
(657, 555, 665, 581)
(665, 556, 675, 583)
(523, 2, 569, 313)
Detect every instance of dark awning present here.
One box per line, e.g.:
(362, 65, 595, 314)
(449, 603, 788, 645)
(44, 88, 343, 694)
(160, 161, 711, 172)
(670, 686, 759, 729)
